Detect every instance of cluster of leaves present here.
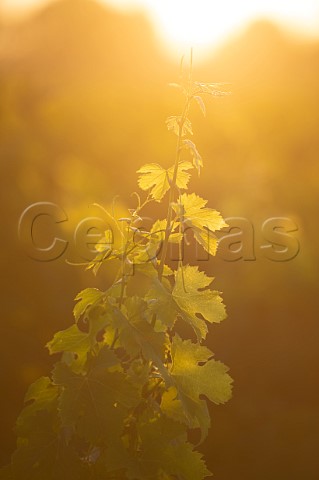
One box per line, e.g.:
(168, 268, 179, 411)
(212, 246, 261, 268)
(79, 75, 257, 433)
(1, 63, 232, 479)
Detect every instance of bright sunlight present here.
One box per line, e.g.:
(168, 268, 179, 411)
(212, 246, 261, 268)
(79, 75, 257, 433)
(105, 0, 319, 57)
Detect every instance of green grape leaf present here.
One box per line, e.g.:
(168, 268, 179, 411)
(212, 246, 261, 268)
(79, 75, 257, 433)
(23, 376, 57, 411)
(52, 347, 140, 444)
(112, 297, 170, 382)
(73, 288, 103, 321)
(160, 386, 188, 425)
(101, 409, 185, 479)
(16, 377, 59, 436)
(127, 359, 150, 388)
(171, 335, 233, 404)
(125, 410, 211, 480)
(145, 278, 177, 330)
(47, 307, 110, 371)
(164, 442, 211, 480)
(176, 193, 227, 255)
(137, 161, 193, 202)
(169, 335, 232, 441)
(147, 266, 226, 340)
(11, 410, 89, 480)
(160, 387, 211, 442)
(173, 265, 227, 340)
(47, 325, 92, 368)
(95, 442, 137, 479)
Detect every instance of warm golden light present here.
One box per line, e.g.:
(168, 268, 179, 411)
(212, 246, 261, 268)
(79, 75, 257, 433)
(144, 1, 244, 55)
(1, 0, 319, 57)
(105, 0, 319, 58)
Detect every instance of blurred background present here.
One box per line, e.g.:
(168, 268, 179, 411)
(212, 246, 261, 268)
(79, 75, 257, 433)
(1, 0, 319, 478)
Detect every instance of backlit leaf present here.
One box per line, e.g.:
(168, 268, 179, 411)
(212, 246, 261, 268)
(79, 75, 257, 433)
(12, 410, 89, 480)
(173, 265, 227, 340)
(53, 347, 140, 444)
(73, 288, 103, 321)
(145, 278, 177, 330)
(112, 296, 170, 382)
(160, 386, 188, 425)
(137, 161, 193, 202)
(47, 307, 110, 371)
(135, 410, 211, 480)
(15, 377, 59, 438)
(166, 116, 193, 137)
(175, 193, 227, 255)
(169, 335, 233, 441)
(147, 266, 226, 341)
(183, 139, 203, 175)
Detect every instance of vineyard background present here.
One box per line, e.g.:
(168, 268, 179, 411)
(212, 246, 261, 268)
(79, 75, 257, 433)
(1, 1, 319, 478)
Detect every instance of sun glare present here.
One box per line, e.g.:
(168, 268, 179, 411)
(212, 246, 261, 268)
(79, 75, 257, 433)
(146, 2, 240, 53)
(105, 0, 319, 59)
(105, 0, 254, 57)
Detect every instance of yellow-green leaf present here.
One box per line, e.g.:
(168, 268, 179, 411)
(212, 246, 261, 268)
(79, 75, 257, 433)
(173, 265, 227, 340)
(161, 386, 188, 425)
(53, 352, 140, 444)
(73, 288, 103, 321)
(176, 193, 227, 255)
(169, 335, 233, 441)
(137, 161, 193, 202)
(48, 307, 110, 371)
(147, 265, 226, 340)
(171, 335, 232, 405)
(183, 139, 203, 175)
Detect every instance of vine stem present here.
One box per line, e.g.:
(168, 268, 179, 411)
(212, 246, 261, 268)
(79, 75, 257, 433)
(158, 53, 193, 281)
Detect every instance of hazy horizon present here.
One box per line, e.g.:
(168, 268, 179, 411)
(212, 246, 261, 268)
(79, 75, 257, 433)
(1, 0, 319, 59)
